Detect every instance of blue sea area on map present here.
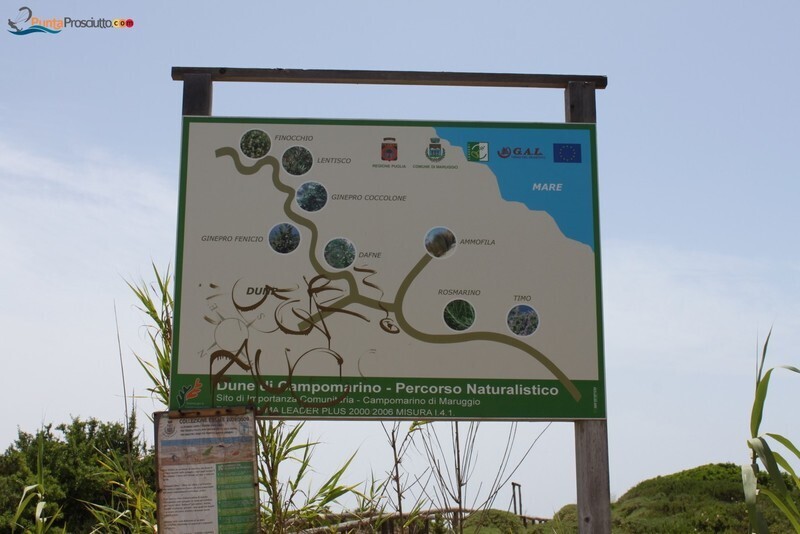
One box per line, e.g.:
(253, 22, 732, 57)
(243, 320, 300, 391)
(435, 126, 595, 250)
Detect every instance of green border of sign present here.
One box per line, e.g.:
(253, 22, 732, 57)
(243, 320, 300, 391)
(171, 117, 605, 420)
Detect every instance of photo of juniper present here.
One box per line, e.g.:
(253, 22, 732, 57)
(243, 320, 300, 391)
(443, 299, 475, 331)
(424, 227, 457, 258)
(239, 129, 271, 159)
(268, 223, 301, 254)
(296, 181, 328, 212)
(506, 304, 539, 336)
(282, 146, 313, 175)
(323, 238, 356, 269)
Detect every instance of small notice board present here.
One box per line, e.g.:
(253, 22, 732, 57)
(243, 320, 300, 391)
(155, 410, 259, 534)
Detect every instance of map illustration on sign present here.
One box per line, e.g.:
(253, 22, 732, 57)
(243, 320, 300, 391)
(172, 118, 605, 420)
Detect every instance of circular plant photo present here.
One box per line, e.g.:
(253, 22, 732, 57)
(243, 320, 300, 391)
(443, 299, 475, 331)
(240, 129, 271, 159)
(424, 227, 457, 258)
(282, 146, 313, 175)
(323, 238, 356, 269)
(268, 223, 301, 254)
(507, 304, 540, 336)
(296, 182, 328, 212)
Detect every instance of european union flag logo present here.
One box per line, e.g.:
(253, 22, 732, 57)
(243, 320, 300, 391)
(553, 143, 582, 163)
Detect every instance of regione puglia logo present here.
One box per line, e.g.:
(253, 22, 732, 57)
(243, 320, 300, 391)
(381, 137, 398, 161)
(7, 6, 60, 34)
(467, 142, 489, 162)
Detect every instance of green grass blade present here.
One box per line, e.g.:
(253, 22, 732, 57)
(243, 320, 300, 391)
(749, 435, 800, 523)
(11, 485, 41, 532)
(772, 450, 800, 483)
(751, 365, 800, 438)
(742, 464, 770, 534)
(759, 487, 800, 532)
(749, 437, 791, 494)
(751, 368, 774, 438)
(756, 327, 772, 383)
(768, 433, 800, 463)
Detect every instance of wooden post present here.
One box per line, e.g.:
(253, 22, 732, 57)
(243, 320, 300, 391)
(181, 73, 213, 116)
(512, 482, 519, 516)
(574, 421, 611, 532)
(565, 81, 597, 123)
(515, 483, 527, 527)
(566, 81, 611, 534)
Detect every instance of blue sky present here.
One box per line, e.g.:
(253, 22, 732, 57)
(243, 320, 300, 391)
(2, 0, 799, 517)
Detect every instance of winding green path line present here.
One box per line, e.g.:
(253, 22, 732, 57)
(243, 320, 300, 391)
(394, 255, 580, 401)
(215, 147, 580, 401)
(216, 148, 394, 314)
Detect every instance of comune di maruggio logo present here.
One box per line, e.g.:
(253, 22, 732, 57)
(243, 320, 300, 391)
(8, 6, 134, 35)
(425, 138, 446, 162)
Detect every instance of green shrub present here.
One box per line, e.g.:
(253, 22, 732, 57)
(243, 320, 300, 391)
(463, 508, 524, 534)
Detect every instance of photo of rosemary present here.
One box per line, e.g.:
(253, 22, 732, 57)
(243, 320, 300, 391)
(443, 299, 475, 331)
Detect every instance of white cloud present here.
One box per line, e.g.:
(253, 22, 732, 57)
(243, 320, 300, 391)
(0, 136, 177, 447)
(601, 238, 800, 504)
(602, 238, 800, 376)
